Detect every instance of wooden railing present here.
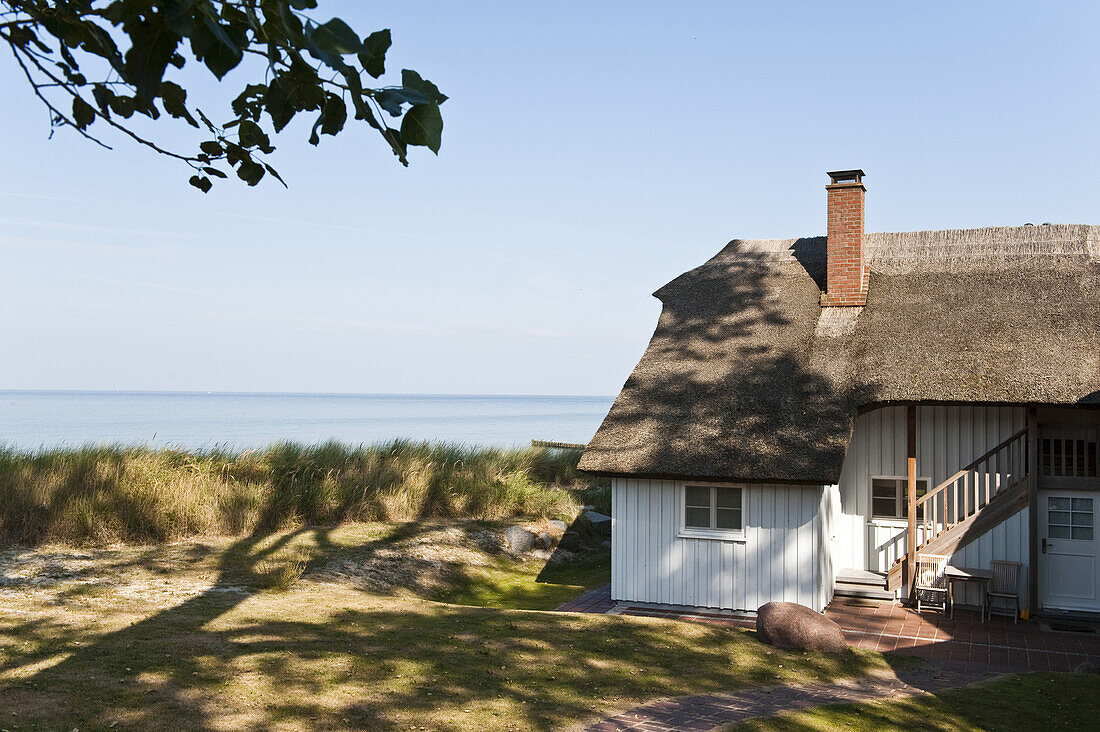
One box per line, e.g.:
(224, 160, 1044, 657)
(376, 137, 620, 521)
(913, 427, 1029, 552)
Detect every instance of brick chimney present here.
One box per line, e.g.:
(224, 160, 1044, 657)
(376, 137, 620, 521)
(822, 169, 868, 307)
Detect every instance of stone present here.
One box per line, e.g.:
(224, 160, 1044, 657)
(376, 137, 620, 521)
(536, 532, 553, 550)
(548, 519, 568, 532)
(755, 602, 847, 654)
(585, 510, 612, 536)
(503, 526, 536, 553)
(557, 530, 581, 551)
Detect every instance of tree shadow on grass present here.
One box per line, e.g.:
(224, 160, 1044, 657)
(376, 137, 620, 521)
(0, 523, 416, 728)
(0, 519, 890, 731)
(3, 593, 883, 731)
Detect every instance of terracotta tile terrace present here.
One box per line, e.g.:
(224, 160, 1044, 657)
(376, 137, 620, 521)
(557, 585, 1100, 673)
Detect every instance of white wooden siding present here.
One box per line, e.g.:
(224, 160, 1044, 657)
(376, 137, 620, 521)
(611, 479, 829, 612)
(947, 508, 1030, 611)
(834, 405, 1027, 572)
(817, 484, 839, 611)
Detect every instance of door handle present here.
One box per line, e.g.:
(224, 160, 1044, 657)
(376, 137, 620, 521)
(1042, 537, 1050, 554)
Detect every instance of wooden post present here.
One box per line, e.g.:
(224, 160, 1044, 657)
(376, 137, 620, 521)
(1027, 407, 1039, 615)
(907, 404, 918, 597)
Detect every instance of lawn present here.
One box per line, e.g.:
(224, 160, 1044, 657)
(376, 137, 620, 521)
(726, 672, 1100, 731)
(0, 521, 896, 731)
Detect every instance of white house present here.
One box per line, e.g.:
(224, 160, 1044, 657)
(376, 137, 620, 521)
(579, 170, 1100, 617)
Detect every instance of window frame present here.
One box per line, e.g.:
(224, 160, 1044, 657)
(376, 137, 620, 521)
(869, 475, 932, 524)
(678, 482, 746, 541)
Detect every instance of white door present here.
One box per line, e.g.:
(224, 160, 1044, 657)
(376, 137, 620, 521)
(1039, 492, 1100, 612)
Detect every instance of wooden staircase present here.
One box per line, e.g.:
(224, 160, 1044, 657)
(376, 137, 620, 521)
(887, 428, 1030, 592)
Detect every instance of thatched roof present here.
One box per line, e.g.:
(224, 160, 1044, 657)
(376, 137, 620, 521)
(579, 224, 1100, 484)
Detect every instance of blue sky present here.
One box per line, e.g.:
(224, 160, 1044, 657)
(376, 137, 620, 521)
(1, 1, 1097, 395)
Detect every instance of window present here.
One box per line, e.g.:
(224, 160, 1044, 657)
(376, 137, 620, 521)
(682, 484, 743, 535)
(871, 476, 930, 521)
(1048, 496, 1094, 541)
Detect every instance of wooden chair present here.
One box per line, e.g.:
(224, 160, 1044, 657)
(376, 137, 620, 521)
(986, 560, 1021, 623)
(914, 553, 949, 613)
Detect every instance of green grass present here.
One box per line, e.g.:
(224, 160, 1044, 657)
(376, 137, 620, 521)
(726, 672, 1100, 731)
(431, 549, 612, 610)
(0, 441, 596, 545)
(0, 523, 895, 732)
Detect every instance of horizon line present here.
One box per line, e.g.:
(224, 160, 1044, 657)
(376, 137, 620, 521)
(0, 388, 616, 399)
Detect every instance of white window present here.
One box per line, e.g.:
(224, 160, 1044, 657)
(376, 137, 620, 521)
(871, 476, 930, 521)
(1048, 496, 1094, 541)
(680, 483, 743, 539)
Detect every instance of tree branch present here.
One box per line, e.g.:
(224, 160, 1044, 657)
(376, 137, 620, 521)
(7, 40, 112, 151)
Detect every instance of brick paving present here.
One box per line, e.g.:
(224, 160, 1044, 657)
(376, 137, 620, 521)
(825, 599, 1100, 673)
(555, 583, 616, 613)
(584, 665, 993, 732)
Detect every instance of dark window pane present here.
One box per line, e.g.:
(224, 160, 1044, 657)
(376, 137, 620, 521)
(872, 479, 898, 499)
(1049, 497, 1071, 511)
(1049, 511, 1071, 524)
(685, 485, 710, 509)
(1050, 525, 1072, 539)
(716, 487, 741, 509)
(873, 498, 897, 518)
(716, 508, 741, 530)
(685, 507, 710, 528)
(1071, 512, 1093, 526)
(1072, 527, 1094, 541)
(1072, 497, 1094, 512)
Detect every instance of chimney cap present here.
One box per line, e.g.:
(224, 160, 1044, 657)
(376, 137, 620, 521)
(827, 169, 865, 185)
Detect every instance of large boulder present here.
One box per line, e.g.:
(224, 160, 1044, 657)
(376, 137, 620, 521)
(755, 602, 847, 654)
(504, 526, 536, 553)
(557, 530, 582, 551)
(584, 510, 612, 537)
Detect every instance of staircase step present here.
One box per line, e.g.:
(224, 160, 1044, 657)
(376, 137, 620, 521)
(833, 582, 895, 601)
(836, 569, 889, 587)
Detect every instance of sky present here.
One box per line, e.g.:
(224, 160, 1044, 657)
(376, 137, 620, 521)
(1, 1, 1098, 395)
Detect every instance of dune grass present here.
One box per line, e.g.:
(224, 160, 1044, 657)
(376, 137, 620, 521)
(0, 523, 893, 731)
(725, 671, 1100, 731)
(0, 441, 591, 546)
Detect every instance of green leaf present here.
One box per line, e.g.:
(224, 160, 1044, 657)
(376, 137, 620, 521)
(236, 159, 266, 186)
(72, 96, 96, 130)
(358, 29, 391, 78)
(189, 16, 245, 79)
(231, 84, 267, 120)
(308, 95, 346, 146)
(400, 70, 448, 105)
(122, 18, 181, 102)
(309, 18, 360, 55)
(263, 77, 296, 132)
(399, 103, 443, 154)
(160, 81, 198, 128)
(263, 163, 288, 188)
(374, 88, 428, 117)
(202, 167, 228, 179)
(188, 175, 212, 193)
(238, 120, 274, 154)
(319, 94, 347, 136)
(91, 84, 113, 116)
(199, 140, 224, 156)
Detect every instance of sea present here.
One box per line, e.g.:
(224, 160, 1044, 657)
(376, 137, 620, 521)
(0, 391, 616, 452)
